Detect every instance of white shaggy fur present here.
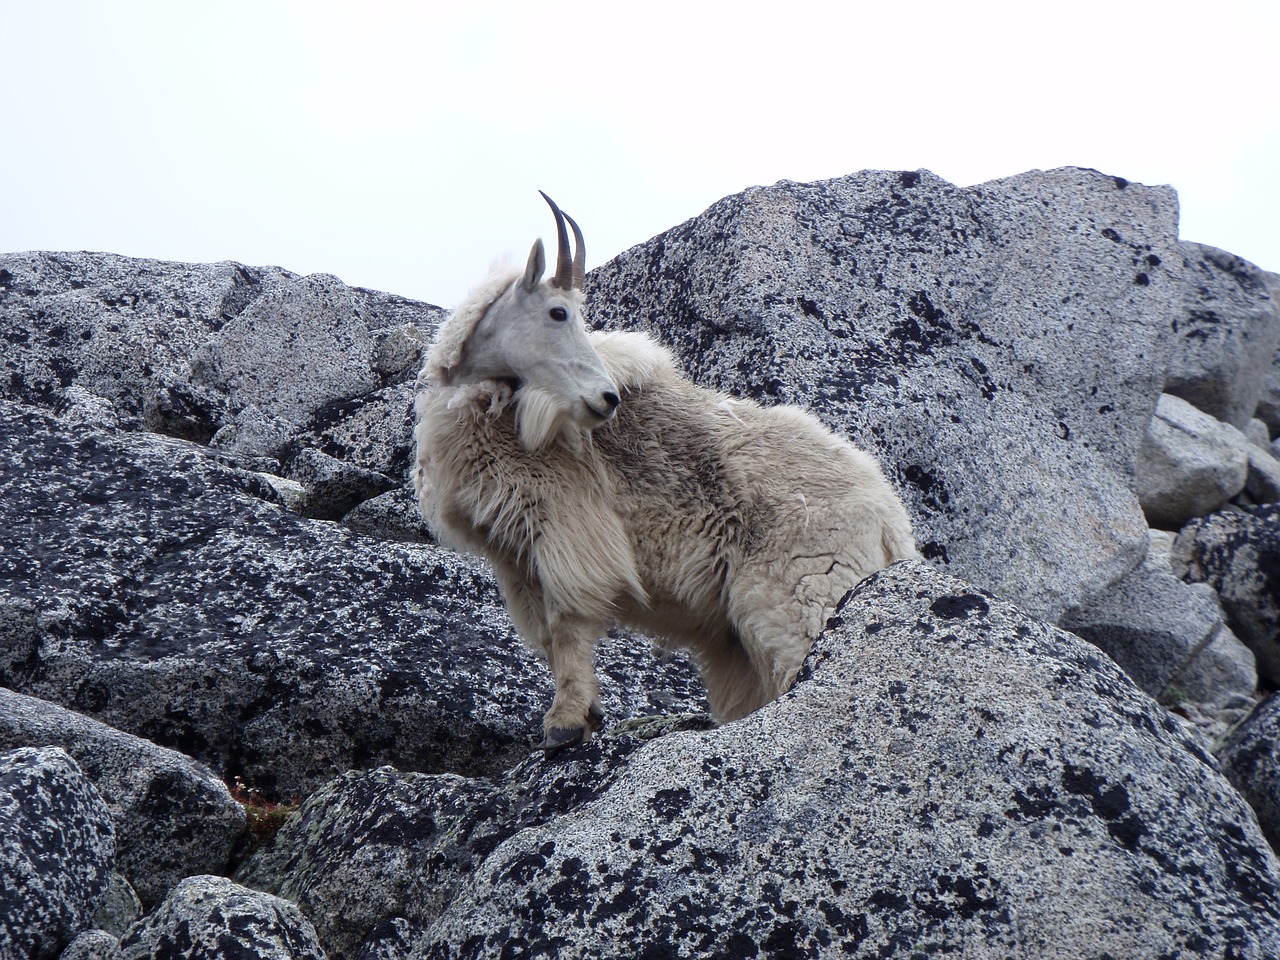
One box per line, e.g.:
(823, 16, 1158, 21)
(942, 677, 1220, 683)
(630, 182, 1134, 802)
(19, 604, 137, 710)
(414, 262, 917, 744)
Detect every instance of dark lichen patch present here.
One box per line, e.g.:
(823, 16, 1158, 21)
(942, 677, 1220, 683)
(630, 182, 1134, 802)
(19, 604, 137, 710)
(911, 869, 1003, 921)
(649, 787, 694, 822)
(930, 593, 989, 621)
(796, 296, 824, 320)
(1005, 782, 1064, 822)
(907, 290, 945, 324)
(920, 540, 950, 562)
(1214, 820, 1280, 910)
(1061, 764, 1143, 851)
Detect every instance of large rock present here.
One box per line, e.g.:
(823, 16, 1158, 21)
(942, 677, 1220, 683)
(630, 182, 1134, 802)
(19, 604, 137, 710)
(1164, 243, 1280, 429)
(58, 930, 123, 960)
(1063, 532, 1258, 746)
(1257, 359, 1280, 439)
(0, 252, 282, 425)
(0, 251, 442, 481)
(187, 272, 380, 426)
(235, 764, 516, 958)
(1165, 623, 1260, 742)
(1130, 391, 1280, 520)
(0, 687, 246, 906)
(1173, 504, 1280, 683)
(1255, 271, 1280, 435)
(1219, 693, 1280, 852)
(1244, 441, 1280, 504)
(236, 715, 714, 958)
(117, 876, 326, 960)
(0, 399, 705, 798)
(245, 562, 1279, 959)
(1136, 393, 1250, 528)
(588, 167, 1178, 622)
(0, 747, 116, 960)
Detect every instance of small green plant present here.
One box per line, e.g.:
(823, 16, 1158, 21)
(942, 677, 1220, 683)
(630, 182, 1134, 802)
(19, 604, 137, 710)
(1161, 685, 1191, 712)
(230, 777, 299, 849)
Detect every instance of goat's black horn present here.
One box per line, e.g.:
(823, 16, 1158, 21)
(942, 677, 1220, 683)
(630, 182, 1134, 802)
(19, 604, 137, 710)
(563, 209, 586, 291)
(539, 191, 575, 290)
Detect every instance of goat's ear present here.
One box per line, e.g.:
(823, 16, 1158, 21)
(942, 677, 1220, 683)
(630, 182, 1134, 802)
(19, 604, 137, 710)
(521, 239, 546, 292)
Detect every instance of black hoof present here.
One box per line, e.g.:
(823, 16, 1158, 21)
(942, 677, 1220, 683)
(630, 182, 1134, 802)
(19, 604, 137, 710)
(538, 726, 585, 754)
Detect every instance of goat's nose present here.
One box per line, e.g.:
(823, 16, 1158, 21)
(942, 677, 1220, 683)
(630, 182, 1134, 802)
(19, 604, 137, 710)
(602, 391, 621, 411)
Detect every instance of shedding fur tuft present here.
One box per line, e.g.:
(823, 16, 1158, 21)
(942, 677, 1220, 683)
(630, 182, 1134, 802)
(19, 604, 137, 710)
(424, 267, 522, 386)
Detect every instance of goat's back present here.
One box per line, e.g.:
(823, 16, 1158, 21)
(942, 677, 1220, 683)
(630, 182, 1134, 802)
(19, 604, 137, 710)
(589, 360, 915, 636)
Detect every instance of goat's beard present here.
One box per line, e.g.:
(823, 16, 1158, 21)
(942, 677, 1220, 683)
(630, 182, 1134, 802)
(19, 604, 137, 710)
(515, 386, 584, 453)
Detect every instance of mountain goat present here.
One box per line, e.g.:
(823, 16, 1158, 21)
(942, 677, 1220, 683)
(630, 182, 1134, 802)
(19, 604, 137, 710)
(413, 193, 917, 750)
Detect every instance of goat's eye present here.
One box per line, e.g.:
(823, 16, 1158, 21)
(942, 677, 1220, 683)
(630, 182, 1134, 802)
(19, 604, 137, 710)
(549, 307, 568, 322)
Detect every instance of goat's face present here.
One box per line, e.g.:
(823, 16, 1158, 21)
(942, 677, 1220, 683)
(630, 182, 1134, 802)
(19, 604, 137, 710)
(451, 238, 620, 450)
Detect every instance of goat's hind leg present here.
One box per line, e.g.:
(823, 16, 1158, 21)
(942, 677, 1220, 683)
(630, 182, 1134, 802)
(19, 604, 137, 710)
(724, 554, 866, 718)
(698, 626, 776, 723)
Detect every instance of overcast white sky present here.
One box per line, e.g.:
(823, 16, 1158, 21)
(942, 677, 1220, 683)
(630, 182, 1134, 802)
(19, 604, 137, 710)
(3, 1, 1277, 307)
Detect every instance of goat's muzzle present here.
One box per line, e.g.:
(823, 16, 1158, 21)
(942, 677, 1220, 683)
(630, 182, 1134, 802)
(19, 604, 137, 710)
(586, 390, 621, 422)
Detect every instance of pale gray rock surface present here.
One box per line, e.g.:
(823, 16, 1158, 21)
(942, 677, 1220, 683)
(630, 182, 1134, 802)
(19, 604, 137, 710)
(1173, 504, 1280, 683)
(0, 747, 116, 960)
(588, 167, 1177, 622)
(1245, 441, 1280, 503)
(1059, 538, 1230, 698)
(304, 380, 419, 485)
(1219, 693, 1280, 852)
(285, 447, 398, 521)
(236, 766, 514, 957)
(1137, 392, 1250, 528)
(57, 930, 123, 960)
(1246, 418, 1272, 448)
(1164, 243, 1280, 429)
(0, 252, 284, 423)
(236, 716, 713, 958)
(240, 562, 1280, 959)
(1165, 624, 1260, 743)
(91, 875, 142, 938)
(0, 687, 246, 906)
(188, 272, 380, 426)
(1252, 271, 1280, 435)
(341, 487, 436, 544)
(0, 250, 443, 483)
(117, 876, 326, 960)
(0, 399, 705, 798)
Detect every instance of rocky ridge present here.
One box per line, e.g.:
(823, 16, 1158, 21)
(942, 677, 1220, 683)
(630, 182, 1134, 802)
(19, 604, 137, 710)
(3, 166, 1280, 957)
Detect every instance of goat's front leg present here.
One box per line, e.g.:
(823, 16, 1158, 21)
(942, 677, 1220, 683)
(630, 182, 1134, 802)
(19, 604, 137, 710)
(539, 615, 605, 752)
(487, 556, 605, 753)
